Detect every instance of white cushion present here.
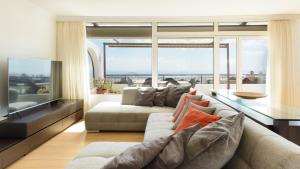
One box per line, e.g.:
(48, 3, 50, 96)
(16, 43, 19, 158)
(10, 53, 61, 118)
(75, 142, 140, 159)
(65, 157, 113, 169)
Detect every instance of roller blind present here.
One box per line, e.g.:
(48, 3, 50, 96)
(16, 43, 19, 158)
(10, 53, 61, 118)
(86, 26, 152, 38)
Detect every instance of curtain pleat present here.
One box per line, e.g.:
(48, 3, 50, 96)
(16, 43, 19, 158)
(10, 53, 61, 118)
(269, 20, 298, 108)
(56, 22, 90, 112)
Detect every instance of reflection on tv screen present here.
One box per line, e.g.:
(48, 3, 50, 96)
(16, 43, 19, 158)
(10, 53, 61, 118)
(8, 58, 61, 113)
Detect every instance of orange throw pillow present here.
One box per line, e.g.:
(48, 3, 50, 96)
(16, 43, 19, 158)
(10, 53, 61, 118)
(172, 95, 209, 123)
(175, 105, 221, 133)
(191, 99, 209, 107)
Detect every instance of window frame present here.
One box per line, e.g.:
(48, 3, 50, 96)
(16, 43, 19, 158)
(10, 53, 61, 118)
(152, 22, 267, 92)
(156, 37, 215, 90)
(88, 22, 268, 93)
(103, 41, 153, 79)
(218, 37, 238, 90)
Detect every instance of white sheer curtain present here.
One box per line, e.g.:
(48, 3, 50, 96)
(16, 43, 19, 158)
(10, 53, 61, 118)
(269, 20, 299, 108)
(56, 22, 90, 111)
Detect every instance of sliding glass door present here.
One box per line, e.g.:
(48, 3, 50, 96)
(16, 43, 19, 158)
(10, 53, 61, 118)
(240, 38, 268, 93)
(86, 22, 268, 94)
(157, 38, 214, 94)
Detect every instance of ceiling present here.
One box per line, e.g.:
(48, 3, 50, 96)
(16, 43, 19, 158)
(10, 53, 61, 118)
(30, 0, 300, 17)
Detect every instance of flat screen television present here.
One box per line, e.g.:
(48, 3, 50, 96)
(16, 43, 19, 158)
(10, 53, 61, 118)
(8, 58, 62, 114)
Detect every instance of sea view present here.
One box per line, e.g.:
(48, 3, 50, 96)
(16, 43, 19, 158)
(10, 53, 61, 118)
(105, 73, 266, 85)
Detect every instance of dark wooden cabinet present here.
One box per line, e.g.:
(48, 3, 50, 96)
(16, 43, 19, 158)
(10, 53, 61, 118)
(0, 99, 83, 169)
(0, 139, 30, 168)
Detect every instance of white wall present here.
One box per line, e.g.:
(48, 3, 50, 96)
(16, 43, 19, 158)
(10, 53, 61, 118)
(0, 0, 56, 117)
(31, 0, 300, 17)
(0, 0, 56, 60)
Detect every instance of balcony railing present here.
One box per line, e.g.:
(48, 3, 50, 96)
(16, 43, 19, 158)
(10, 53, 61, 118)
(105, 73, 266, 86)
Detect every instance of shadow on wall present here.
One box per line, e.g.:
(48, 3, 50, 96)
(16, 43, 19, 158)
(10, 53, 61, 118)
(0, 57, 8, 117)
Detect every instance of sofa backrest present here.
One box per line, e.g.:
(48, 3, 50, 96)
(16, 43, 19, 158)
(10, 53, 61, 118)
(201, 94, 300, 169)
(225, 118, 300, 169)
(121, 87, 138, 105)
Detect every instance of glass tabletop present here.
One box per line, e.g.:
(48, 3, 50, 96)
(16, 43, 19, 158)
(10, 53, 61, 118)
(214, 89, 300, 120)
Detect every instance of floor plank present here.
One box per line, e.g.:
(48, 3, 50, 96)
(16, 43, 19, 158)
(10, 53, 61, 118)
(6, 121, 144, 169)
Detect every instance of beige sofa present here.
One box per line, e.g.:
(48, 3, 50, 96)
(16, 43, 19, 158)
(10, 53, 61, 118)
(85, 101, 175, 131)
(67, 90, 300, 169)
(85, 87, 175, 132)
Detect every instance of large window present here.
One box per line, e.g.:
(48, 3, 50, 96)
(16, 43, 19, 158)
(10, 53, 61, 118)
(106, 39, 152, 87)
(241, 38, 268, 93)
(158, 38, 214, 93)
(89, 38, 152, 93)
(86, 22, 268, 94)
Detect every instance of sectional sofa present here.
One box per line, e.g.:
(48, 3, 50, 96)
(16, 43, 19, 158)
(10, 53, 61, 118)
(85, 87, 175, 132)
(66, 88, 300, 169)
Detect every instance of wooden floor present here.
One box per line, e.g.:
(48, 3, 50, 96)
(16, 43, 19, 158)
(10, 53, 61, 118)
(6, 121, 144, 169)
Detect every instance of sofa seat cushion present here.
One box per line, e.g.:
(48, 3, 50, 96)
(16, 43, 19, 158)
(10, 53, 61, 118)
(85, 102, 175, 131)
(66, 142, 140, 169)
(87, 102, 175, 120)
(144, 113, 175, 142)
(75, 142, 140, 159)
(102, 136, 172, 169)
(144, 130, 175, 142)
(65, 157, 113, 169)
(146, 113, 173, 124)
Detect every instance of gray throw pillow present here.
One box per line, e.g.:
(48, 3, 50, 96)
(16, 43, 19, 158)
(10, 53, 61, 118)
(172, 102, 216, 130)
(177, 113, 245, 169)
(144, 124, 200, 169)
(153, 88, 169, 106)
(102, 136, 172, 169)
(135, 88, 156, 106)
(172, 94, 203, 116)
(166, 86, 191, 108)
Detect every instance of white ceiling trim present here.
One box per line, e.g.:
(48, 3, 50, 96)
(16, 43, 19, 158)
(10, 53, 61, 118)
(30, 0, 300, 18)
(56, 14, 300, 23)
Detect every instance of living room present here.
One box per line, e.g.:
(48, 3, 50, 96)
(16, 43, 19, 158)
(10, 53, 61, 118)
(1, 0, 300, 169)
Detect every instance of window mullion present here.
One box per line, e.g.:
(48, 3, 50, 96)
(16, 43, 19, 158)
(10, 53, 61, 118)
(213, 36, 220, 90)
(152, 22, 158, 88)
(236, 37, 242, 91)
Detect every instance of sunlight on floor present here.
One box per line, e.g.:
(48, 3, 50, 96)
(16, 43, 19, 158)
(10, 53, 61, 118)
(64, 121, 86, 133)
(7, 120, 144, 169)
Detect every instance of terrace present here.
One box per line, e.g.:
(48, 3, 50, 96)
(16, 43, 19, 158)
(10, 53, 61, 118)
(87, 28, 267, 94)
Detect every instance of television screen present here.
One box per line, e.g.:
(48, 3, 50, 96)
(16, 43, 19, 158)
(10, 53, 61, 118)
(8, 58, 62, 113)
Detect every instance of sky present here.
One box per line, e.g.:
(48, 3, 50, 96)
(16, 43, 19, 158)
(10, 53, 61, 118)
(240, 39, 268, 74)
(9, 58, 51, 76)
(89, 38, 268, 75)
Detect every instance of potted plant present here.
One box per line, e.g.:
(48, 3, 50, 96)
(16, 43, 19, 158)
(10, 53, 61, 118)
(94, 78, 112, 94)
